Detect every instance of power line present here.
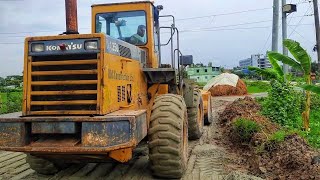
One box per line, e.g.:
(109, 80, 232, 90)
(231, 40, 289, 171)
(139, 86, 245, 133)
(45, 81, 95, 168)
(288, 25, 315, 45)
(1, 14, 313, 38)
(289, 2, 313, 37)
(0, 26, 273, 44)
(179, 26, 272, 33)
(260, 31, 272, 54)
(160, 7, 272, 22)
(0, 23, 316, 45)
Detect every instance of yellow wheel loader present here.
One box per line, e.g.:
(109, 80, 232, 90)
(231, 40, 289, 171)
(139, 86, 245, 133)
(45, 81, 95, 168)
(0, 1, 212, 178)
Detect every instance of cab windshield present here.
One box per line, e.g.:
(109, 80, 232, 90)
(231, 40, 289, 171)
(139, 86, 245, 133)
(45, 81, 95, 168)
(96, 11, 147, 46)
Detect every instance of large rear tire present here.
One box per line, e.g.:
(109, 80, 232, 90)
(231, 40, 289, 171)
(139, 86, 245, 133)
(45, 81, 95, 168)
(26, 154, 69, 175)
(148, 94, 188, 179)
(187, 89, 204, 139)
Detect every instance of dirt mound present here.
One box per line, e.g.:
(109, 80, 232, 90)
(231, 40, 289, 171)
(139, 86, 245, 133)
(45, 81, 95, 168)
(210, 79, 248, 96)
(218, 97, 320, 180)
(220, 96, 261, 124)
(219, 97, 278, 146)
(257, 134, 320, 179)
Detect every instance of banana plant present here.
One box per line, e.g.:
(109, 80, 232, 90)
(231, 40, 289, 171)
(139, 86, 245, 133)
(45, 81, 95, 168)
(303, 85, 320, 95)
(268, 39, 312, 130)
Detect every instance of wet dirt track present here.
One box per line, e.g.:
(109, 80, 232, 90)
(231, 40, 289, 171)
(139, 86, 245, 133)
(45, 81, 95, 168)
(0, 95, 265, 180)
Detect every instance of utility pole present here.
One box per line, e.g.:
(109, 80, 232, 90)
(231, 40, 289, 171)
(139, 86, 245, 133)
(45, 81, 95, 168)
(313, 0, 320, 70)
(282, 0, 289, 74)
(272, 0, 280, 52)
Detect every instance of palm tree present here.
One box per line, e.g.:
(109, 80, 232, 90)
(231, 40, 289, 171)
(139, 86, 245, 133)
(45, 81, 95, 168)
(268, 39, 312, 130)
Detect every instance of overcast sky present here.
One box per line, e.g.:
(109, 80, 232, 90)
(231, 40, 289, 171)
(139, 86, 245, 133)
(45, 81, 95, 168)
(0, 0, 317, 77)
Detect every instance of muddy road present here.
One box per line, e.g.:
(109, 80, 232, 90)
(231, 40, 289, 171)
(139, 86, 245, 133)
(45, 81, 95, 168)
(0, 95, 264, 180)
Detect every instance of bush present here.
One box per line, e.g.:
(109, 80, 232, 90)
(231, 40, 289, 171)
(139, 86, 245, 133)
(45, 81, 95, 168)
(311, 94, 320, 110)
(7, 92, 22, 113)
(260, 80, 303, 127)
(233, 118, 261, 142)
(0, 91, 23, 114)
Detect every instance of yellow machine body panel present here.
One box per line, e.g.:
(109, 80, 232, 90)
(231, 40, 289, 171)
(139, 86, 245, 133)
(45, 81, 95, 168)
(102, 52, 148, 114)
(23, 34, 105, 116)
(23, 32, 149, 116)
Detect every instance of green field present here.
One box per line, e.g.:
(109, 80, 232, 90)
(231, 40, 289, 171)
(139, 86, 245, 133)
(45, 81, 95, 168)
(246, 81, 271, 94)
(247, 86, 269, 93)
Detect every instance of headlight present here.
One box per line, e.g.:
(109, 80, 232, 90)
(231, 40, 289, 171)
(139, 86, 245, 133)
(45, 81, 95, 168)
(85, 41, 98, 50)
(31, 43, 45, 52)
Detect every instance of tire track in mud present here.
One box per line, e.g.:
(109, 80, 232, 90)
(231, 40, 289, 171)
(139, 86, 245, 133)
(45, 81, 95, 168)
(0, 97, 235, 180)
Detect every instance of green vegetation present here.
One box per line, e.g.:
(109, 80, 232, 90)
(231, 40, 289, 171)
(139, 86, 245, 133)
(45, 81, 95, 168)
(258, 93, 320, 149)
(269, 39, 312, 130)
(268, 130, 288, 143)
(294, 99, 320, 148)
(0, 75, 23, 115)
(260, 80, 303, 127)
(250, 39, 314, 130)
(247, 39, 320, 148)
(0, 92, 23, 114)
(233, 118, 261, 142)
(245, 81, 271, 93)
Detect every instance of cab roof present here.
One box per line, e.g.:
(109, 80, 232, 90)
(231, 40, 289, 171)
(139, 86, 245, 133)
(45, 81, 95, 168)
(92, 1, 154, 7)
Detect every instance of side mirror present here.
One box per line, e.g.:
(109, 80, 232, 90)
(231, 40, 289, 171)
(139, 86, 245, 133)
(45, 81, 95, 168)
(180, 55, 193, 66)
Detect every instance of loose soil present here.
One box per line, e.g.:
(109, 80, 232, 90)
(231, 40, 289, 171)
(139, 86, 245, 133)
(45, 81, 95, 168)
(218, 96, 320, 180)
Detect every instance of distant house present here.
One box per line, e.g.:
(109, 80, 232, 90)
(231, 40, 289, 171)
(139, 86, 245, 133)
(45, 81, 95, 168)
(187, 62, 221, 83)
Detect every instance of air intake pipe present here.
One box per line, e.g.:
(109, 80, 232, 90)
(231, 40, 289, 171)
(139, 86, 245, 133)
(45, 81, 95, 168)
(64, 0, 79, 34)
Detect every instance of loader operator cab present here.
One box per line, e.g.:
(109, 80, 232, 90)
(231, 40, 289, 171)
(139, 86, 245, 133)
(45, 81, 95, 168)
(95, 11, 147, 45)
(92, 1, 165, 68)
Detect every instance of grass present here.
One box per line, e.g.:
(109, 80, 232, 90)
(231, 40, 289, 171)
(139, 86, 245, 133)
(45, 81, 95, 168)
(299, 111, 320, 148)
(247, 86, 268, 93)
(245, 81, 271, 94)
(233, 118, 261, 142)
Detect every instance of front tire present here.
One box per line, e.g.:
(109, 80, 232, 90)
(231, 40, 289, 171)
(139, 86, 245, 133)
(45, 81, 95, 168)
(26, 154, 69, 175)
(148, 94, 188, 179)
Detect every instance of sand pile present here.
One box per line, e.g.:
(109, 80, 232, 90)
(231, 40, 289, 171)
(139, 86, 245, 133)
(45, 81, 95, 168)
(204, 73, 247, 96)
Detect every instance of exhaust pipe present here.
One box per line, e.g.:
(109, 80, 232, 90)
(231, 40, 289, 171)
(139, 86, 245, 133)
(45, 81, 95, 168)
(64, 0, 79, 34)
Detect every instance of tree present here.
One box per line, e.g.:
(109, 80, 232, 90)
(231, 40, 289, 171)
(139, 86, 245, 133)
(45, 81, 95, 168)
(268, 39, 312, 130)
(0, 77, 4, 86)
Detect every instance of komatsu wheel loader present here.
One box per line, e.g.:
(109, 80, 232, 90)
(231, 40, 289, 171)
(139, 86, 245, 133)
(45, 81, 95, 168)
(0, 1, 213, 178)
